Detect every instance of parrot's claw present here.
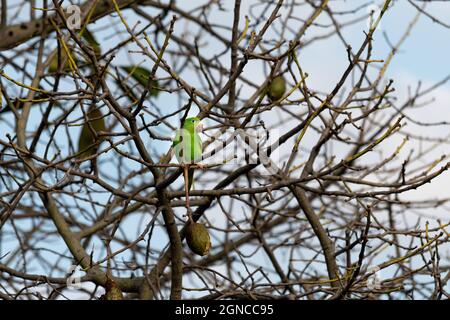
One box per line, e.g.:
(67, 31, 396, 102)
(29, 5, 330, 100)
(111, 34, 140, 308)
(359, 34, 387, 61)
(185, 208, 194, 223)
(196, 163, 206, 170)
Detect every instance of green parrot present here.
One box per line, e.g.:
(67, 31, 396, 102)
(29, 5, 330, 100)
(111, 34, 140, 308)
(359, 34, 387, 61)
(172, 117, 203, 218)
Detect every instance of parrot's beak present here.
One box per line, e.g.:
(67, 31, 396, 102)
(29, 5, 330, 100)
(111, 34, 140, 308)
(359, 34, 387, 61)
(196, 122, 204, 133)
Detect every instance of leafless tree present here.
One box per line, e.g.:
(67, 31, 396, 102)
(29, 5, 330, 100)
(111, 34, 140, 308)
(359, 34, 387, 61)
(0, 0, 449, 300)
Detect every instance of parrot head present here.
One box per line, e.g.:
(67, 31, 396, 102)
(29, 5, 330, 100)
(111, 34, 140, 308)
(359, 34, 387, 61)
(183, 117, 203, 133)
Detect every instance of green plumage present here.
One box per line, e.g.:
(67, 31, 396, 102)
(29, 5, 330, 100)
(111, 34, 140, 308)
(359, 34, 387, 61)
(173, 117, 203, 190)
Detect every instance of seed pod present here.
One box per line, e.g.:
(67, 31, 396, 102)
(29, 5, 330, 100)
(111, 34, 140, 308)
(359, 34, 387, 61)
(48, 45, 77, 73)
(186, 222, 211, 256)
(77, 105, 105, 160)
(100, 278, 123, 300)
(120, 65, 160, 97)
(267, 75, 286, 102)
(80, 28, 102, 59)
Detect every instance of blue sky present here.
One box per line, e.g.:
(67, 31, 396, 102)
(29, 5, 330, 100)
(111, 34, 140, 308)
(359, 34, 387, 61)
(1, 0, 450, 299)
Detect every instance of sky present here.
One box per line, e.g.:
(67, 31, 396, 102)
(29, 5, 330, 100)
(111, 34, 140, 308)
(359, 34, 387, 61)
(1, 0, 450, 299)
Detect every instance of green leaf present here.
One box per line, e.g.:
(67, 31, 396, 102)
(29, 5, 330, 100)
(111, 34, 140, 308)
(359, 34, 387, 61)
(120, 65, 159, 97)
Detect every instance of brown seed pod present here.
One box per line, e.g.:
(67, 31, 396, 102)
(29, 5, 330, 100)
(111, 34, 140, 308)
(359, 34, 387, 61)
(267, 75, 286, 101)
(100, 278, 123, 300)
(186, 221, 211, 256)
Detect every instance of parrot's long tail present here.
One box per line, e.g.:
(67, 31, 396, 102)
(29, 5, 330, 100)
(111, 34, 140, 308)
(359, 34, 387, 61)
(188, 168, 195, 191)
